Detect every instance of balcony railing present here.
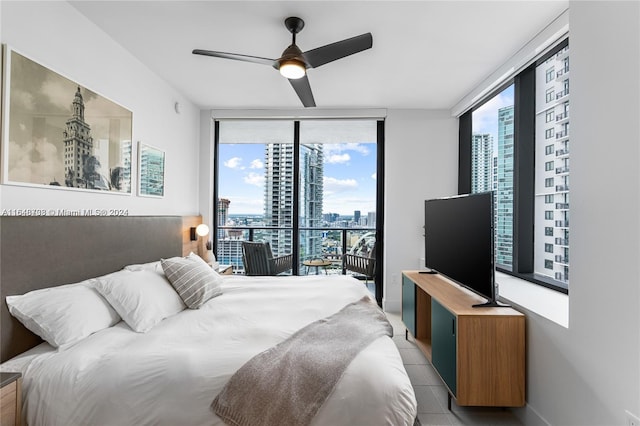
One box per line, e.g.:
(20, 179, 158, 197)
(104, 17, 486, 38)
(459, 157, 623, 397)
(555, 220, 569, 228)
(555, 238, 569, 246)
(555, 255, 569, 265)
(556, 166, 570, 174)
(216, 225, 376, 277)
(556, 184, 569, 192)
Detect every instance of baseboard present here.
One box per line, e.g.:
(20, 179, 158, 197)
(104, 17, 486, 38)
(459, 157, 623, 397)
(512, 403, 551, 426)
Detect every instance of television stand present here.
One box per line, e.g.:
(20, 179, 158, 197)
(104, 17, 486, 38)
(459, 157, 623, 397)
(401, 270, 525, 408)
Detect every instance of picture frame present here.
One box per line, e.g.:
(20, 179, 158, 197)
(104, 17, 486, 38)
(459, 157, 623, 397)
(1, 46, 133, 194)
(137, 142, 165, 198)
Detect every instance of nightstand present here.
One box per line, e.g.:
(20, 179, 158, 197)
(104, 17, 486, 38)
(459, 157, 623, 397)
(216, 264, 232, 275)
(1, 372, 22, 426)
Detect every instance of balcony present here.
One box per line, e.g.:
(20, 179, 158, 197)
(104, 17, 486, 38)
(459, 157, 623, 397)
(555, 130, 569, 140)
(555, 69, 570, 82)
(555, 148, 569, 158)
(556, 184, 569, 192)
(555, 220, 569, 228)
(216, 225, 376, 279)
(555, 112, 569, 124)
(555, 203, 570, 210)
(555, 166, 570, 175)
(556, 89, 569, 100)
(555, 238, 569, 246)
(555, 255, 569, 265)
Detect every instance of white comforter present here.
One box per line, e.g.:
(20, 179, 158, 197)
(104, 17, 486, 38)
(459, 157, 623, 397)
(10, 275, 417, 426)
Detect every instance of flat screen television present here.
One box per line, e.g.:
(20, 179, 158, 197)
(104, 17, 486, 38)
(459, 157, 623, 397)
(424, 191, 505, 308)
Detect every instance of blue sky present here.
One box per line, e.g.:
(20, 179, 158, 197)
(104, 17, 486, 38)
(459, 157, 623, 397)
(472, 84, 514, 146)
(219, 141, 377, 216)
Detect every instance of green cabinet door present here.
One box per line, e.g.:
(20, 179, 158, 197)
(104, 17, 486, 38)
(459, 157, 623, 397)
(431, 298, 457, 396)
(401, 275, 416, 337)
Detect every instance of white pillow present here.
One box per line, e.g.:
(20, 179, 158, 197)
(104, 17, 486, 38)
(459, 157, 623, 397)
(6, 279, 121, 348)
(161, 253, 223, 309)
(95, 269, 185, 333)
(123, 260, 162, 273)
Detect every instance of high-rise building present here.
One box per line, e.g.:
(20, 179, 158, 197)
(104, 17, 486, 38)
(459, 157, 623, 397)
(218, 198, 230, 239)
(367, 211, 376, 229)
(300, 144, 324, 260)
(217, 239, 244, 274)
(471, 133, 493, 192)
(496, 105, 514, 267)
(263, 143, 324, 260)
(264, 143, 294, 257)
(534, 44, 570, 284)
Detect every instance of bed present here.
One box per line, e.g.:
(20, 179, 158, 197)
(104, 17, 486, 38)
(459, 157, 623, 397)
(0, 216, 417, 426)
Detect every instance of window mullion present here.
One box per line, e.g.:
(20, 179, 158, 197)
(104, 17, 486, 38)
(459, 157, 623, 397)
(292, 121, 300, 275)
(513, 64, 536, 274)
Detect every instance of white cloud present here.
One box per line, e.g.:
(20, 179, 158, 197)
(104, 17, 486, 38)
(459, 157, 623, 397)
(323, 143, 370, 158)
(323, 176, 358, 194)
(371, 172, 377, 180)
(224, 157, 244, 169)
(249, 159, 263, 169)
(326, 153, 351, 164)
(244, 172, 265, 187)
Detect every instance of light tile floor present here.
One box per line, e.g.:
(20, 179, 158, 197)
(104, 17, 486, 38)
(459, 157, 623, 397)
(386, 312, 523, 426)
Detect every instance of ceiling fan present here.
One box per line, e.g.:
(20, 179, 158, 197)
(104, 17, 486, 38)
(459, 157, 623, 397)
(192, 17, 373, 108)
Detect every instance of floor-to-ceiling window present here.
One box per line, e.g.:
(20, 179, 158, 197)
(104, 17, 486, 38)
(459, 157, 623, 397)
(471, 84, 515, 271)
(214, 118, 384, 302)
(461, 38, 569, 293)
(215, 120, 294, 272)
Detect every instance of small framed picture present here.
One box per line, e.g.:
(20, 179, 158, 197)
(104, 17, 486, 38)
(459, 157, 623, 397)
(137, 142, 165, 197)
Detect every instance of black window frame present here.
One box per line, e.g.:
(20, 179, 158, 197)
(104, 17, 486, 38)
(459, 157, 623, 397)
(213, 118, 386, 305)
(459, 38, 569, 294)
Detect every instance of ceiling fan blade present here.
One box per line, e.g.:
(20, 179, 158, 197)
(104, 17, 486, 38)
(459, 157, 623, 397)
(302, 33, 372, 68)
(288, 75, 316, 108)
(192, 49, 277, 67)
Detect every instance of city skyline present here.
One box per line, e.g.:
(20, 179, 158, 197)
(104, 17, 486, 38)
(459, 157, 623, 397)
(218, 141, 377, 216)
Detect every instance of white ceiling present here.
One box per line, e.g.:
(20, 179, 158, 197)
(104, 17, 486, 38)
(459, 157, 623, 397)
(70, 0, 568, 110)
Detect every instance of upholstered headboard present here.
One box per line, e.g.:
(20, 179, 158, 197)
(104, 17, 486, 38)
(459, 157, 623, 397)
(0, 215, 201, 362)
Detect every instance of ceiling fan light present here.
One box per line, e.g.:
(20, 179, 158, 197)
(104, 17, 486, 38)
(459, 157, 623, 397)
(279, 59, 306, 79)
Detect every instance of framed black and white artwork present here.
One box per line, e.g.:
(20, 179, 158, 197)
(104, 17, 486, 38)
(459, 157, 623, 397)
(1, 46, 133, 194)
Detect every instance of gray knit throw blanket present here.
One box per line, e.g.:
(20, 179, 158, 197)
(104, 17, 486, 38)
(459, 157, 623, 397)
(211, 296, 393, 426)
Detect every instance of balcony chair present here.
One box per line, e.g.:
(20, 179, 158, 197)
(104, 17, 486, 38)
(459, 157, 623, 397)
(241, 241, 293, 276)
(343, 241, 377, 282)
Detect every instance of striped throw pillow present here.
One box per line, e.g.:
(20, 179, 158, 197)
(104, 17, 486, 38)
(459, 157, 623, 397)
(161, 254, 223, 309)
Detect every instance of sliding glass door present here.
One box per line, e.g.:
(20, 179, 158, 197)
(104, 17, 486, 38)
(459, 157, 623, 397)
(214, 118, 384, 303)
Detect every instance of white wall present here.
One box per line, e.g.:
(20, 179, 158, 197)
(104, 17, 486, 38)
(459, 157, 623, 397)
(383, 109, 458, 312)
(513, 2, 640, 425)
(0, 1, 200, 216)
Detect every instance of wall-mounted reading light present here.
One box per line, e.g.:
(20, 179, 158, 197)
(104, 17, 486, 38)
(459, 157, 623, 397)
(191, 224, 215, 265)
(190, 224, 210, 241)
